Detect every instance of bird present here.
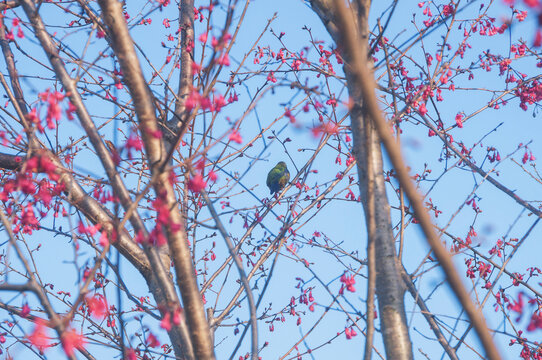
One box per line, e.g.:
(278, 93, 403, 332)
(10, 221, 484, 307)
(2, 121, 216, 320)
(267, 161, 290, 195)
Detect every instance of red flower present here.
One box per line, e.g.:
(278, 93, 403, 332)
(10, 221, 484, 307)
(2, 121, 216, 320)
(217, 53, 230, 66)
(208, 171, 218, 182)
(160, 312, 172, 331)
(228, 130, 243, 144)
(87, 295, 108, 319)
(213, 94, 226, 112)
(27, 319, 51, 352)
(312, 122, 339, 137)
(535, 30, 542, 47)
(66, 101, 77, 120)
(21, 303, 30, 318)
(150, 226, 167, 247)
(61, 328, 86, 357)
(418, 102, 428, 116)
(455, 113, 463, 128)
(146, 332, 160, 348)
(340, 273, 356, 292)
(125, 348, 137, 360)
(125, 133, 143, 159)
(188, 174, 207, 193)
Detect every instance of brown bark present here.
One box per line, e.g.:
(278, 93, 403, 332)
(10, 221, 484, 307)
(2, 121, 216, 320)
(17, 0, 196, 357)
(171, 0, 194, 130)
(0, 0, 20, 11)
(96, 1, 215, 359)
(326, 0, 501, 359)
(309, 1, 413, 359)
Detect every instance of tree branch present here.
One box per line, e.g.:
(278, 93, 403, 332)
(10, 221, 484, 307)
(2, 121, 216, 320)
(96, 1, 215, 358)
(401, 268, 459, 360)
(328, 0, 501, 359)
(310, 1, 412, 358)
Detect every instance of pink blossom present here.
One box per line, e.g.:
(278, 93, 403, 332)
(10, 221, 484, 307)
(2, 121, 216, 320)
(229, 130, 243, 144)
(188, 174, 207, 193)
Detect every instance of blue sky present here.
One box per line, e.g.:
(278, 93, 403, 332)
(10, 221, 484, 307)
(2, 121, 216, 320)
(1, 0, 542, 359)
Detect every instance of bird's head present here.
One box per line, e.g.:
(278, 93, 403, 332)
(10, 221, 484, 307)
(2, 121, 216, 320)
(276, 161, 287, 169)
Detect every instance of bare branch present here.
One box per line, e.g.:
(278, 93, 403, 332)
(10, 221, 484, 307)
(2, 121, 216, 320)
(96, 1, 215, 358)
(328, 0, 501, 358)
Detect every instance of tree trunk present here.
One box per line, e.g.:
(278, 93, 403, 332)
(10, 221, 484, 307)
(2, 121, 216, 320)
(310, 1, 413, 359)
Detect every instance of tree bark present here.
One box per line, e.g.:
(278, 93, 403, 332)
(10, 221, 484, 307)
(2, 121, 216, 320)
(310, 1, 413, 359)
(17, 0, 200, 357)
(96, 1, 215, 359)
(320, 1, 501, 359)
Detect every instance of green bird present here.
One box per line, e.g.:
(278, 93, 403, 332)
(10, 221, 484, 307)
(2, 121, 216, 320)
(267, 161, 290, 195)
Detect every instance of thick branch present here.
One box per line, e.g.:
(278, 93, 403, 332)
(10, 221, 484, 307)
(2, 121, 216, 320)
(19, 0, 147, 249)
(96, 1, 215, 359)
(19, 1, 195, 357)
(168, 0, 194, 135)
(310, 1, 412, 359)
(328, 0, 501, 359)
(0, 0, 20, 11)
(0, 152, 23, 170)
